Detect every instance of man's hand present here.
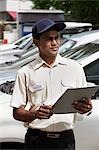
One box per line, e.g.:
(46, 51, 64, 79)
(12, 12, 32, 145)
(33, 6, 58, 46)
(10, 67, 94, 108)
(72, 98, 93, 114)
(35, 105, 53, 119)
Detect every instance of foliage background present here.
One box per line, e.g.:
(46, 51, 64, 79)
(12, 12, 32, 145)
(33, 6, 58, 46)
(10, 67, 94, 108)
(30, 0, 99, 24)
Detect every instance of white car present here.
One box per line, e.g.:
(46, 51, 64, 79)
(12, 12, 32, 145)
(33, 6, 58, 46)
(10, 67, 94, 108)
(60, 29, 99, 54)
(0, 51, 38, 149)
(0, 42, 99, 149)
(0, 33, 32, 51)
(64, 22, 92, 29)
(0, 55, 18, 64)
(0, 35, 35, 57)
(0, 91, 26, 148)
(63, 42, 99, 150)
(74, 99, 99, 150)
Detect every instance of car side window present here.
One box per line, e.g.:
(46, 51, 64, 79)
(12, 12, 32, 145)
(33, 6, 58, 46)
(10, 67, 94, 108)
(84, 59, 99, 76)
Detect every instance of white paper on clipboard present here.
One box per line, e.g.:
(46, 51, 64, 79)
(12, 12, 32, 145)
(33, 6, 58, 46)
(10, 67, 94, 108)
(53, 85, 99, 114)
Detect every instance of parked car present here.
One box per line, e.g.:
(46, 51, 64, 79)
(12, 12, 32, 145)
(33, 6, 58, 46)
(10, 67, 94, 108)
(64, 22, 92, 29)
(62, 42, 99, 86)
(0, 33, 32, 51)
(0, 55, 18, 64)
(0, 35, 36, 57)
(60, 29, 99, 53)
(0, 48, 38, 90)
(74, 99, 99, 150)
(0, 52, 38, 149)
(60, 41, 99, 150)
(0, 91, 26, 149)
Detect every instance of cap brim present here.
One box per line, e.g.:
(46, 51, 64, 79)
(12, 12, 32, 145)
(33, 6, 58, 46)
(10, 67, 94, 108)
(53, 22, 66, 31)
(39, 22, 66, 34)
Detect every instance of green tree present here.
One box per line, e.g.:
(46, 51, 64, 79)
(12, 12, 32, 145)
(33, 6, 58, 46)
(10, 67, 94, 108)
(30, 0, 71, 16)
(71, 0, 99, 24)
(30, 0, 99, 24)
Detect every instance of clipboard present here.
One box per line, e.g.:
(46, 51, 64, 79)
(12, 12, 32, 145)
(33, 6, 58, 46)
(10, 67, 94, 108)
(53, 85, 99, 114)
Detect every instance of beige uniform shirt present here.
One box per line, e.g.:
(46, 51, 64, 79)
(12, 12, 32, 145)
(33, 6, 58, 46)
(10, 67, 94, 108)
(11, 54, 87, 132)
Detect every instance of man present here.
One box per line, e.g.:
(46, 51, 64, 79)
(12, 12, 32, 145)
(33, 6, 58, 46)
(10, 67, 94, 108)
(10, 18, 92, 150)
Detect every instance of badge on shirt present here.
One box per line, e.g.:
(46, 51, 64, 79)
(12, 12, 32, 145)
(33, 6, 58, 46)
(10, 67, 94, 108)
(28, 80, 44, 92)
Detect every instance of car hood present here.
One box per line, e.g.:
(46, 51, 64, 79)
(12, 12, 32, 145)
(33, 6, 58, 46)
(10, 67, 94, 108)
(0, 44, 18, 51)
(0, 91, 11, 104)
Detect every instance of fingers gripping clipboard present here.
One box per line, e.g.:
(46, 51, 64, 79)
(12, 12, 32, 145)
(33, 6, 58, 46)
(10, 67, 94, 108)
(53, 85, 99, 114)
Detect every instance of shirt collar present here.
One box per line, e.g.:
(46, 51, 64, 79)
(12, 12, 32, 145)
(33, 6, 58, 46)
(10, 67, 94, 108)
(32, 54, 67, 70)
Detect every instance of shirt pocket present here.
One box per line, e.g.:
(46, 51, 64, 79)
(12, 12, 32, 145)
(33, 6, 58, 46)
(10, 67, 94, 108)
(61, 79, 76, 94)
(28, 80, 47, 105)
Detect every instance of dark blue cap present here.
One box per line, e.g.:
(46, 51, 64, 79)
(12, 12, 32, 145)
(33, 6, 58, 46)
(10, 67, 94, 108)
(32, 18, 66, 39)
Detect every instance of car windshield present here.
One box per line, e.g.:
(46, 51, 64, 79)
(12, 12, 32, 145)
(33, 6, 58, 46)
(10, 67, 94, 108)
(14, 34, 31, 46)
(18, 36, 33, 49)
(59, 39, 76, 54)
(62, 42, 99, 61)
(0, 48, 38, 69)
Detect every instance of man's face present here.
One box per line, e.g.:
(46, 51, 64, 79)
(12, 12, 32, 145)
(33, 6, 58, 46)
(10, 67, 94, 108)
(36, 30, 60, 57)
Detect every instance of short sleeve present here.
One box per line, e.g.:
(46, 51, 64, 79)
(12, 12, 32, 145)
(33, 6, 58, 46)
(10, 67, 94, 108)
(10, 70, 27, 108)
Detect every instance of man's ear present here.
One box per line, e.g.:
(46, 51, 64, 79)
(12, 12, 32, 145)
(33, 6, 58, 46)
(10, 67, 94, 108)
(33, 39, 39, 47)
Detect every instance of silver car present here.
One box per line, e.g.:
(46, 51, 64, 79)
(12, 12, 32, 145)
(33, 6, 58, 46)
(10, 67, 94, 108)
(62, 41, 99, 150)
(0, 33, 32, 51)
(0, 51, 38, 149)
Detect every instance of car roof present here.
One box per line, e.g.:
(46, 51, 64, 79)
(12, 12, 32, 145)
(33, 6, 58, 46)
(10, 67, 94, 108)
(63, 29, 99, 39)
(64, 22, 92, 29)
